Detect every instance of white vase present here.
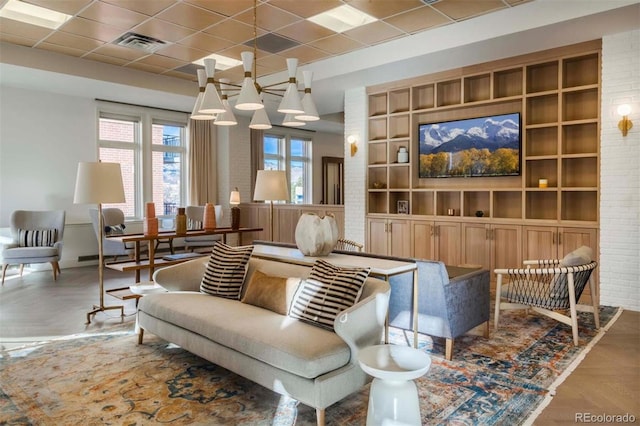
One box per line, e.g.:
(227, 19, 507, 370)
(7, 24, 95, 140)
(295, 213, 339, 256)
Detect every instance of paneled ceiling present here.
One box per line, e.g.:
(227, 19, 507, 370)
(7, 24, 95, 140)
(0, 0, 533, 83)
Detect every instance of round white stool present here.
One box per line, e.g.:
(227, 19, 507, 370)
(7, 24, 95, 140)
(358, 344, 431, 426)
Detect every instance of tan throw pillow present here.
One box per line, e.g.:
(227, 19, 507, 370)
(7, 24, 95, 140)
(241, 270, 301, 315)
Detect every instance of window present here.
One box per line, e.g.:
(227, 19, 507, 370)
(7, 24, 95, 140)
(263, 131, 312, 204)
(98, 103, 188, 219)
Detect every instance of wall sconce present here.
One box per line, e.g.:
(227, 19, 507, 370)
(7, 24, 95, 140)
(347, 134, 358, 157)
(617, 104, 633, 137)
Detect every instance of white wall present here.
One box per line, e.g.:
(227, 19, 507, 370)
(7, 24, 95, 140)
(343, 87, 368, 245)
(600, 29, 640, 311)
(0, 86, 101, 268)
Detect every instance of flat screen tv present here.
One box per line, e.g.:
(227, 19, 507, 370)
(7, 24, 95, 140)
(418, 112, 521, 178)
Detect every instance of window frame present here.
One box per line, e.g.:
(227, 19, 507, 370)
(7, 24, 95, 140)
(263, 128, 313, 204)
(97, 102, 188, 220)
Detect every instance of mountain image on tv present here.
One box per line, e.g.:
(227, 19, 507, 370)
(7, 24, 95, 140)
(419, 112, 521, 178)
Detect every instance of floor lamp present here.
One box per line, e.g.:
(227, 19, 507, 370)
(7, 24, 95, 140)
(74, 162, 126, 324)
(253, 170, 288, 241)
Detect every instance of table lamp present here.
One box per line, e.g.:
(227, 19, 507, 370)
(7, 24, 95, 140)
(74, 162, 126, 324)
(253, 170, 288, 241)
(230, 187, 241, 230)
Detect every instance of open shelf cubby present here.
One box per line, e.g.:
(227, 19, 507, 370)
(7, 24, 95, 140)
(389, 89, 410, 113)
(436, 191, 462, 216)
(412, 191, 435, 216)
(464, 74, 491, 103)
(527, 95, 558, 125)
(526, 191, 558, 220)
(526, 61, 558, 93)
(562, 122, 598, 155)
(412, 84, 435, 110)
(563, 53, 599, 88)
(494, 68, 523, 98)
(436, 79, 462, 107)
(526, 159, 558, 188)
(463, 191, 490, 217)
(561, 191, 598, 222)
(369, 93, 387, 116)
(527, 126, 558, 157)
(493, 191, 523, 219)
(562, 157, 598, 188)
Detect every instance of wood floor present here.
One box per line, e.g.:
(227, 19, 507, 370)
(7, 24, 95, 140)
(1, 265, 638, 424)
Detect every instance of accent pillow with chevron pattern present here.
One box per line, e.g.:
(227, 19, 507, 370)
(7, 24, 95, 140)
(289, 259, 370, 331)
(200, 242, 253, 299)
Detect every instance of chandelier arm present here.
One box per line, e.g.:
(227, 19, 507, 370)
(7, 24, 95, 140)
(260, 80, 291, 89)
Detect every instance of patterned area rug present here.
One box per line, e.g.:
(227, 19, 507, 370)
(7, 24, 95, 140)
(0, 306, 619, 425)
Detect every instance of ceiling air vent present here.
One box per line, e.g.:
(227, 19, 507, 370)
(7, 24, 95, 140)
(114, 32, 168, 53)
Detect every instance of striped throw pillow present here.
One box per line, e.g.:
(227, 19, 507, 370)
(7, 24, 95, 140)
(18, 228, 58, 247)
(289, 259, 371, 331)
(200, 242, 253, 299)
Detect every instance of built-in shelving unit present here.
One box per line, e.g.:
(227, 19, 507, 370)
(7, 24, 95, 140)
(367, 42, 600, 225)
(366, 41, 601, 272)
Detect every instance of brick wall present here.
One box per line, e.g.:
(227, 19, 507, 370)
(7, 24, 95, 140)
(600, 29, 640, 311)
(344, 87, 368, 245)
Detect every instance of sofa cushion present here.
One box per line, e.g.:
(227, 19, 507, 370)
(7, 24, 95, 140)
(289, 259, 370, 331)
(139, 292, 351, 379)
(200, 242, 253, 299)
(17, 228, 57, 247)
(241, 270, 301, 315)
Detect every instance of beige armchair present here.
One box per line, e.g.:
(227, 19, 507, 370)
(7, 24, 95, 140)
(89, 208, 147, 261)
(1, 210, 65, 285)
(184, 205, 223, 252)
(494, 252, 599, 346)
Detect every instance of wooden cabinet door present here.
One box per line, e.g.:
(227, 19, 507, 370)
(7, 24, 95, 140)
(461, 222, 491, 270)
(559, 227, 597, 257)
(389, 219, 411, 258)
(367, 218, 388, 256)
(491, 224, 522, 270)
(411, 220, 434, 260)
(276, 208, 301, 244)
(435, 221, 461, 266)
(523, 225, 557, 261)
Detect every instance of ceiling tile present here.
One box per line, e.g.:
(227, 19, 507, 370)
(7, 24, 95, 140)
(268, 0, 342, 19)
(83, 52, 130, 66)
(155, 43, 210, 62)
(278, 44, 330, 65)
(384, 5, 452, 34)
(343, 21, 404, 46)
(234, 3, 301, 32)
(125, 61, 166, 73)
(276, 20, 335, 44)
(79, 2, 148, 30)
(178, 32, 234, 53)
(132, 19, 196, 43)
(204, 19, 259, 44)
(61, 17, 124, 43)
(134, 54, 188, 70)
(308, 34, 365, 55)
(0, 33, 38, 47)
(92, 43, 149, 61)
(0, 17, 53, 41)
(43, 31, 104, 51)
(26, 0, 93, 16)
(101, 0, 176, 16)
(431, 0, 506, 21)
(184, 0, 254, 18)
(36, 42, 86, 57)
(156, 3, 225, 31)
(346, 0, 426, 19)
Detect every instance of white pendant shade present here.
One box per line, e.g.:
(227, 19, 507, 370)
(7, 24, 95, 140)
(191, 69, 215, 120)
(277, 58, 304, 114)
(295, 71, 319, 121)
(236, 52, 263, 110)
(250, 98, 272, 129)
(199, 58, 226, 114)
(214, 78, 237, 126)
(283, 113, 306, 127)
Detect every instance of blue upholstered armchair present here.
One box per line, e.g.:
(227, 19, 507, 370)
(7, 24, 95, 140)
(388, 260, 490, 360)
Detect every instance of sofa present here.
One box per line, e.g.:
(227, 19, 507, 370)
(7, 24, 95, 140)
(136, 252, 390, 426)
(387, 260, 490, 360)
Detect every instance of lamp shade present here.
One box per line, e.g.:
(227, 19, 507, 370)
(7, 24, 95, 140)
(73, 162, 125, 204)
(253, 170, 288, 202)
(229, 188, 241, 205)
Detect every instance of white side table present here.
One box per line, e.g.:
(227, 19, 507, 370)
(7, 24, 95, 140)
(358, 344, 431, 426)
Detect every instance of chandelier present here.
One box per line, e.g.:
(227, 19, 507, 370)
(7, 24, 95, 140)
(190, 0, 319, 129)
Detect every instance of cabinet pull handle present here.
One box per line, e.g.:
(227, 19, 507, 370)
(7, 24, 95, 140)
(558, 232, 562, 246)
(553, 232, 556, 245)
(430, 225, 434, 236)
(486, 229, 490, 240)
